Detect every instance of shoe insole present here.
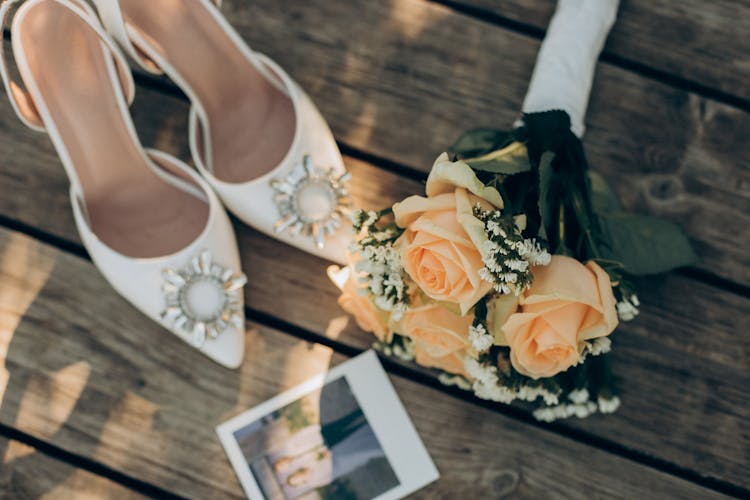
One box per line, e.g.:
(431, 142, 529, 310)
(16, 0, 209, 258)
(120, 0, 296, 184)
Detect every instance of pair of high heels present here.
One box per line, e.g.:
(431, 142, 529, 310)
(1, 0, 353, 367)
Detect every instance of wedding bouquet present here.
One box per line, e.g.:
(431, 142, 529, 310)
(329, 0, 696, 421)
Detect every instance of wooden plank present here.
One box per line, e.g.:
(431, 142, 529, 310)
(435, 0, 750, 102)
(0, 437, 146, 499)
(0, 85, 748, 491)
(0, 227, 728, 499)
(212, 0, 750, 284)
(3, 1, 750, 282)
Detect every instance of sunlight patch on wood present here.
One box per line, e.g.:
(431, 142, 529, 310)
(39, 468, 125, 500)
(277, 339, 334, 392)
(2, 438, 35, 463)
(325, 315, 349, 341)
(223, 327, 336, 421)
(0, 233, 54, 407)
(222, 325, 266, 417)
(13, 361, 91, 439)
(387, 0, 448, 39)
(340, 99, 378, 150)
(94, 391, 163, 469)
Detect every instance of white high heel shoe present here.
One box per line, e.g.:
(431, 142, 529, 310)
(1, 0, 247, 368)
(93, 0, 352, 264)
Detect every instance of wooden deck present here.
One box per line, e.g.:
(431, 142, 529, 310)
(0, 0, 748, 498)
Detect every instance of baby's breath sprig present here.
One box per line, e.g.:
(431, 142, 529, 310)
(464, 355, 562, 406)
(613, 281, 640, 321)
(579, 337, 612, 364)
(374, 334, 415, 361)
(615, 292, 640, 322)
(468, 298, 494, 353)
(474, 206, 551, 295)
(350, 208, 410, 320)
(596, 259, 640, 322)
(469, 323, 494, 353)
(351, 209, 380, 234)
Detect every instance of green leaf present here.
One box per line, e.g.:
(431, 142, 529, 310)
(537, 152, 555, 240)
(449, 128, 512, 158)
(465, 141, 531, 175)
(598, 213, 698, 275)
(588, 171, 622, 214)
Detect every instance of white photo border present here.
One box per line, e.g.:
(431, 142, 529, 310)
(217, 350, 439, 499)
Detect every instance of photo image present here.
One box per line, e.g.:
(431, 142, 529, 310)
(231, 376, 400, 499)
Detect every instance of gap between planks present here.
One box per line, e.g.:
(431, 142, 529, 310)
(4, 0, 750, 285)
(123, 69, 750, 300)
(0, 79, 748, 493)
(0, 424, 182, 499)
(424, 0, 750, 112)
(4, 0, 750, 112)
(0, 211, 746, 499)
(0, 3, 748, 494)
(0, 224, 736, 499)
(221, 0, 750, 284)
(107, 0, 750, 115)
(0, 79, 747, 492)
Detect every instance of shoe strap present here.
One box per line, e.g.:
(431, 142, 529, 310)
(93, 0, 222, 75)
(188, 52, 298, 176)
(0, 0, 135, 131)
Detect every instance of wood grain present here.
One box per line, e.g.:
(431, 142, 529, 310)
(4, 1, 750, 280)
(0, 438, 145, 499)
(0, 84, 747, 491)
(211, 0, 750, 284)
(0, 227, 728, 499)
(440, 0, 750, 102)
(0, 0, 748, 494)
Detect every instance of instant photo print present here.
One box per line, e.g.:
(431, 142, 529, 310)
(217, 351, 439, 499)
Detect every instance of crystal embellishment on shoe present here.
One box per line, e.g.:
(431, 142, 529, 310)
(271, 155, 351, 249)
(160, 250, 247, 347)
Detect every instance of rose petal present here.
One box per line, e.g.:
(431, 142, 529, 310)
(402, 304, 473, 357)
(417, 250, 446, 293)
(455, 188, 497, 263)
(419, 207, 465, 234)
(425, 153, 504, 208)
(459, 283, 493, 316)
(486, 294, 520, 345)
(414, 343, 471, 378)
(582, 261, 619, 340)
(522, 255, 602, 311)
(536, 302, 588, 346)
(393, 192, 456, 228)
(397, 189, 493, 314)
(410, 215, 475, 248)
(500, 311, 539, 346)
(334, 272, 391, 342)
(511, 318, 578, 379)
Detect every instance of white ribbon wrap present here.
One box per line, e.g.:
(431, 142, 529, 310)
(521, 0, 620, 137)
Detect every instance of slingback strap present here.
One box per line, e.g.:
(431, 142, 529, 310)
(92, 0, 222, 75)
(0, 0, 135, 132)
(187, 51, 295, 175)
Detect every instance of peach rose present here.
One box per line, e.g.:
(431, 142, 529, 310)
(393, 153, 504, 314)
(328, 266, 391, 342)
(494, 255, 618, 379)
(414, 345, 471, 378)
(400, 303, 474, 377)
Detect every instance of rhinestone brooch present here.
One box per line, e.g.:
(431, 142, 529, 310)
(160, 250, 246, 347)
(270, 155, 351, 249)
